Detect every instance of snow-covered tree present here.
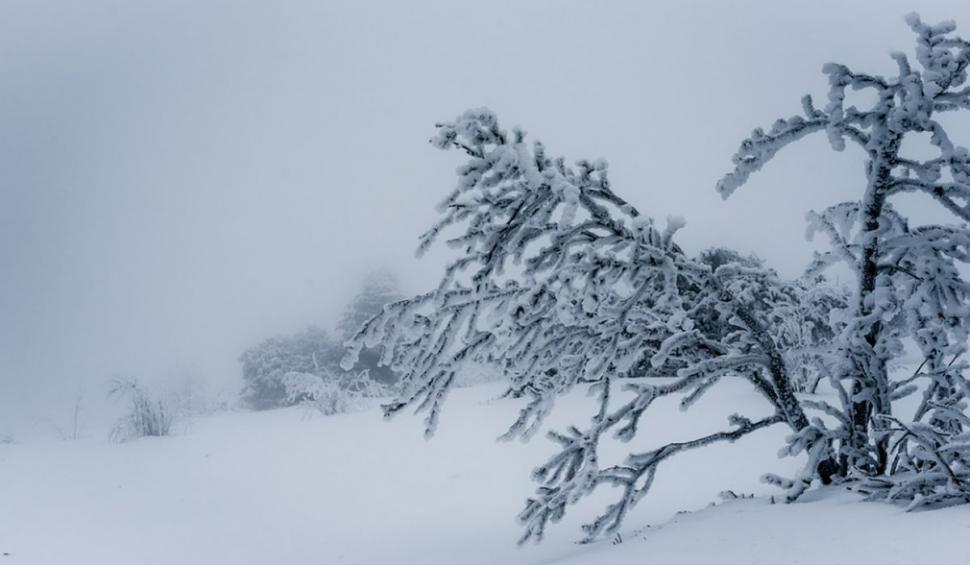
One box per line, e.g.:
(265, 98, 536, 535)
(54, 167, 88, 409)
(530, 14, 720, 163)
(343, 109, 841, 542)
(718, 14, 970, 506)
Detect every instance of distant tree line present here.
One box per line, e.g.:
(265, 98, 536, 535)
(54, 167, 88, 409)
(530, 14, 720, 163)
(239, 268, 403, 410)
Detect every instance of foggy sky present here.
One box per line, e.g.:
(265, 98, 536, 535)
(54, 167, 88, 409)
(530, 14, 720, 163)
(3, 0, 969, 428)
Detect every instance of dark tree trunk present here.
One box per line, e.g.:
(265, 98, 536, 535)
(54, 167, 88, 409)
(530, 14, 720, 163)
(848, 134, 900, 475)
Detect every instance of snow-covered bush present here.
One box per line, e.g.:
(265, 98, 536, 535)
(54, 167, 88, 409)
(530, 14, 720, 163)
(719, 14, 970, 508)
(239, 270, 404, 410)
(239, 326, 344, 410)
(282, 370, 388, 416)
(108, 378, 174, 442)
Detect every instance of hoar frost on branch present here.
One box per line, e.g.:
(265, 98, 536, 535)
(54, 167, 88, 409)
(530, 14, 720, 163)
(719, 14, 970, 507)
(342, 110, 842, 542)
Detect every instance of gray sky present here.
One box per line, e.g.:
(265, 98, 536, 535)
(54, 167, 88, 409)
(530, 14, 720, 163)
(3, 0, 969, 426)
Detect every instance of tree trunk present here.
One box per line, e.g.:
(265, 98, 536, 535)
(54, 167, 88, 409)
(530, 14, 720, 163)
(849, 134, 900, 474)
(732, 303, 809, 431)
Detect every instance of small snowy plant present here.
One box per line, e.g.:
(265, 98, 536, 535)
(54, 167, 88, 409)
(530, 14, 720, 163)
(282, 370, 388, 416)
(108, 378, 174, 442)
(343, 110, 842, 542)
(719, 14, 970, 507)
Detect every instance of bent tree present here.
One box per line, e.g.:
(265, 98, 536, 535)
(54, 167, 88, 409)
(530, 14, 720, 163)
(343, 109, 839, 542)
(342, 14, 970, 543)
(719, 14, 970, 504)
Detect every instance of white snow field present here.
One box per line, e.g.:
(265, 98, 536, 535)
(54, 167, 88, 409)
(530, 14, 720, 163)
(1, 380, 967, 565)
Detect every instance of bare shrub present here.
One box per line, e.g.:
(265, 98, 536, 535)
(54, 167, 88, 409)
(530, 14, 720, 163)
(108, 378, 174, 441)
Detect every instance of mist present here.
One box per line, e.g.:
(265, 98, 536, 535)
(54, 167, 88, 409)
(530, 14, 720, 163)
(3, 0, 969, 430)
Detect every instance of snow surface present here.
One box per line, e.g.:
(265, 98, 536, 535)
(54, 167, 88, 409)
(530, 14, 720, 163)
(1, 380, 967, 564)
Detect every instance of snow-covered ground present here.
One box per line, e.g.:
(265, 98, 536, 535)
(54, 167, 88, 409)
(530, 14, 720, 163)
(1, 380, 967, 565)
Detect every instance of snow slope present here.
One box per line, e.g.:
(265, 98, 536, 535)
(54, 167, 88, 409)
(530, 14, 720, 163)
(1, 380, 967, 564)
(554, 488, 969, 565)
